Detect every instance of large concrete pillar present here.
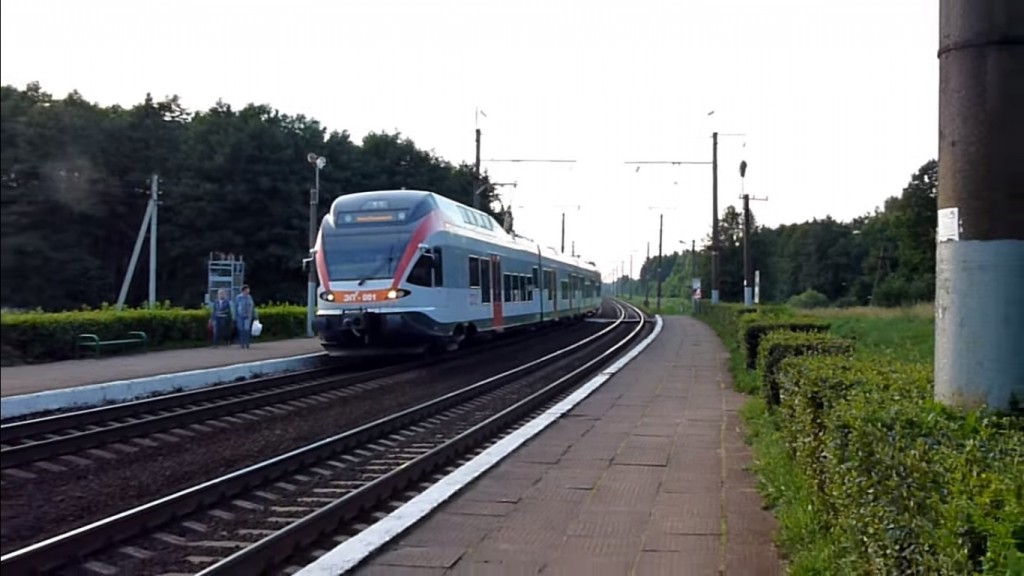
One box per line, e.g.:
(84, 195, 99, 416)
(934, 0, 1024, 411)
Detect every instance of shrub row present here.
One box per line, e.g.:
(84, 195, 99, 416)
(1, 305, 309, 365)
(697, 302, 1024, 574)
(756, 330, 854, 409)
(776, 356, 1024, 575)
(741, 318, 830, 370)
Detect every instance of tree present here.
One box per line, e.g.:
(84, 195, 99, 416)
(0, 83, 509, 310)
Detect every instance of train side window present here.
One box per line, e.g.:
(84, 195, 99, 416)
(469, 256, 480, 288)
(481, 259, 492, 303)
(407, 254, 433, 287)
(560, 279, 569, 300)
(532, 267, 539, 287)
(432, 247, 444, 287)
(503, 274, 512, 302)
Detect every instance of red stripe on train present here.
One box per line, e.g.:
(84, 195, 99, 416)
(391, 211, 443, 288)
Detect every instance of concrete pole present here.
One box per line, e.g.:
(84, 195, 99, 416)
(473, 128, 481, 209)
(691, 238, 697, 313)
(148, 174, 158, 309)
(643, 241, 650, 307)
(742, 193, 753, 307)
(656, 214, 663, 312)
(307, 167, 319, 338)
(561, 212, 566, 254)
(934, 0, 1024, 411)
(116, 201, 153, 311)
(711, 132, 720, 304)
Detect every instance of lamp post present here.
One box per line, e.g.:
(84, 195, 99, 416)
(306, 153, 326, 338)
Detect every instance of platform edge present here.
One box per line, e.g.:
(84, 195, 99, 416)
(292, 315, 665, 576)
(0, 353, 326, 420)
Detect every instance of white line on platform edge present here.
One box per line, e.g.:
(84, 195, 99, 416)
(1, 353, 326, 420)
(293, 314, 665, 576)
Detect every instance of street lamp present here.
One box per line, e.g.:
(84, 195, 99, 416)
(306, 153, 327, 338)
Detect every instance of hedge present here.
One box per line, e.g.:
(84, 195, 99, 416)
(776, 355, 1024, 575)
(756, 330, 853, 409)
(1, 305, 309, 365)
(741, 318, 831, 370)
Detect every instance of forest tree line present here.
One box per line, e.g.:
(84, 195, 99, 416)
(626, 158, 937, 307)
(1, 83, 503, 310)
(2, 83, 935, 311)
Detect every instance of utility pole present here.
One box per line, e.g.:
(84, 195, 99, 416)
(644, 241, 650, 307)
(148, 174, 158, 308)
(711, 131, 719, 304)
(690, 239, 696, 283)
(116, 174, 159, 311)
(620, 259, 625, 299)
(691, 238, 697, 313)
(473, 128, 482, 209)
(571, 240, 575, 258)
(561, 212, 566, 254)
(656, 213, 664, 312)
(934, 0, 1024, 412)
(306, 153, 326, 338)
(739, 160, 767, 307)
(629, 253, 633, 299)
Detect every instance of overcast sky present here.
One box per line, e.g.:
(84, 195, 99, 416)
(1, 0, 938, 280)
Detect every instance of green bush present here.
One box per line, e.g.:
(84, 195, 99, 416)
(756, 331, 853, 409)
(776, 356, 1024, 575)
(788, 288, 830, 309)
(741, 319, 830, 370)
(1, 304, 308, 365)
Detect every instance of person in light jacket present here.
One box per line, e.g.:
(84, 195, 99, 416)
(234, 284, 257, 349)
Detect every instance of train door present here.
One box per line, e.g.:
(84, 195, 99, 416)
(490, 254, 504, 330)
(567, 274, 573, 314)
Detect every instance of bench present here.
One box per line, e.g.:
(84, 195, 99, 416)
(76, 331, 149, 359)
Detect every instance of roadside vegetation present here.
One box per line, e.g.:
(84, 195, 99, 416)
(694, 302, 1023, 576)
(1, 303, 307, 365)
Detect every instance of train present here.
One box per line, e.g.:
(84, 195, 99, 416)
(310, 189, 604, 357)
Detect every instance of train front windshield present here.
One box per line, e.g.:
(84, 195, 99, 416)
(321, 230, 412, 282)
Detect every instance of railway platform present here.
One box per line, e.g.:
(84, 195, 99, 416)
(343, 315, 781, 575)
(0, 337, 324, 399)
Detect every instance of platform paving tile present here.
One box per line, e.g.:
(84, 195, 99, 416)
(352, 316, 781, 575)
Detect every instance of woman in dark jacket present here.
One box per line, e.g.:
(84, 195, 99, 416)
(211, 288, 233, 347)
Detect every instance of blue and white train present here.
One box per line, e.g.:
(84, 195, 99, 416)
(310, 189, 603, 356)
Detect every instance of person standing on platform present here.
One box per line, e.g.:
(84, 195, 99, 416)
(234, 284, 256, 349)
(211, 288, 233, 347)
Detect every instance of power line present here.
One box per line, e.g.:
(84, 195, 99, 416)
(482, 159, 578, 163)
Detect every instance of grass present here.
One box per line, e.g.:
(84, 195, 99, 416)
(802, 304, 934, 364)
(740, 399, 838, 575)
(619, 294, 692, 316)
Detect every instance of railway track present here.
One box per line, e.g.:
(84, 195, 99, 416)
(0, 320, 578, 471)
(0, 301, 648, 575)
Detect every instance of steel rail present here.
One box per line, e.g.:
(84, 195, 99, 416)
(0, 304, 628, 575)
(198, 302, 648, 575)
(0, 321, 576, 469)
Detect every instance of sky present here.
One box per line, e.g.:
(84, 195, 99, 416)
(0, 0, 939, 281)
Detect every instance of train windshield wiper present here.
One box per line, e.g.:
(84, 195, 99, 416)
(357, 244, 395, 286)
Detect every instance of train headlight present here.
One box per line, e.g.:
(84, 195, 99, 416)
(387, 289, 398, 299)
(326, 292, 335, 302)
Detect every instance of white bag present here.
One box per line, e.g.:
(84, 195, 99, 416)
(251, 319, 263, 337)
